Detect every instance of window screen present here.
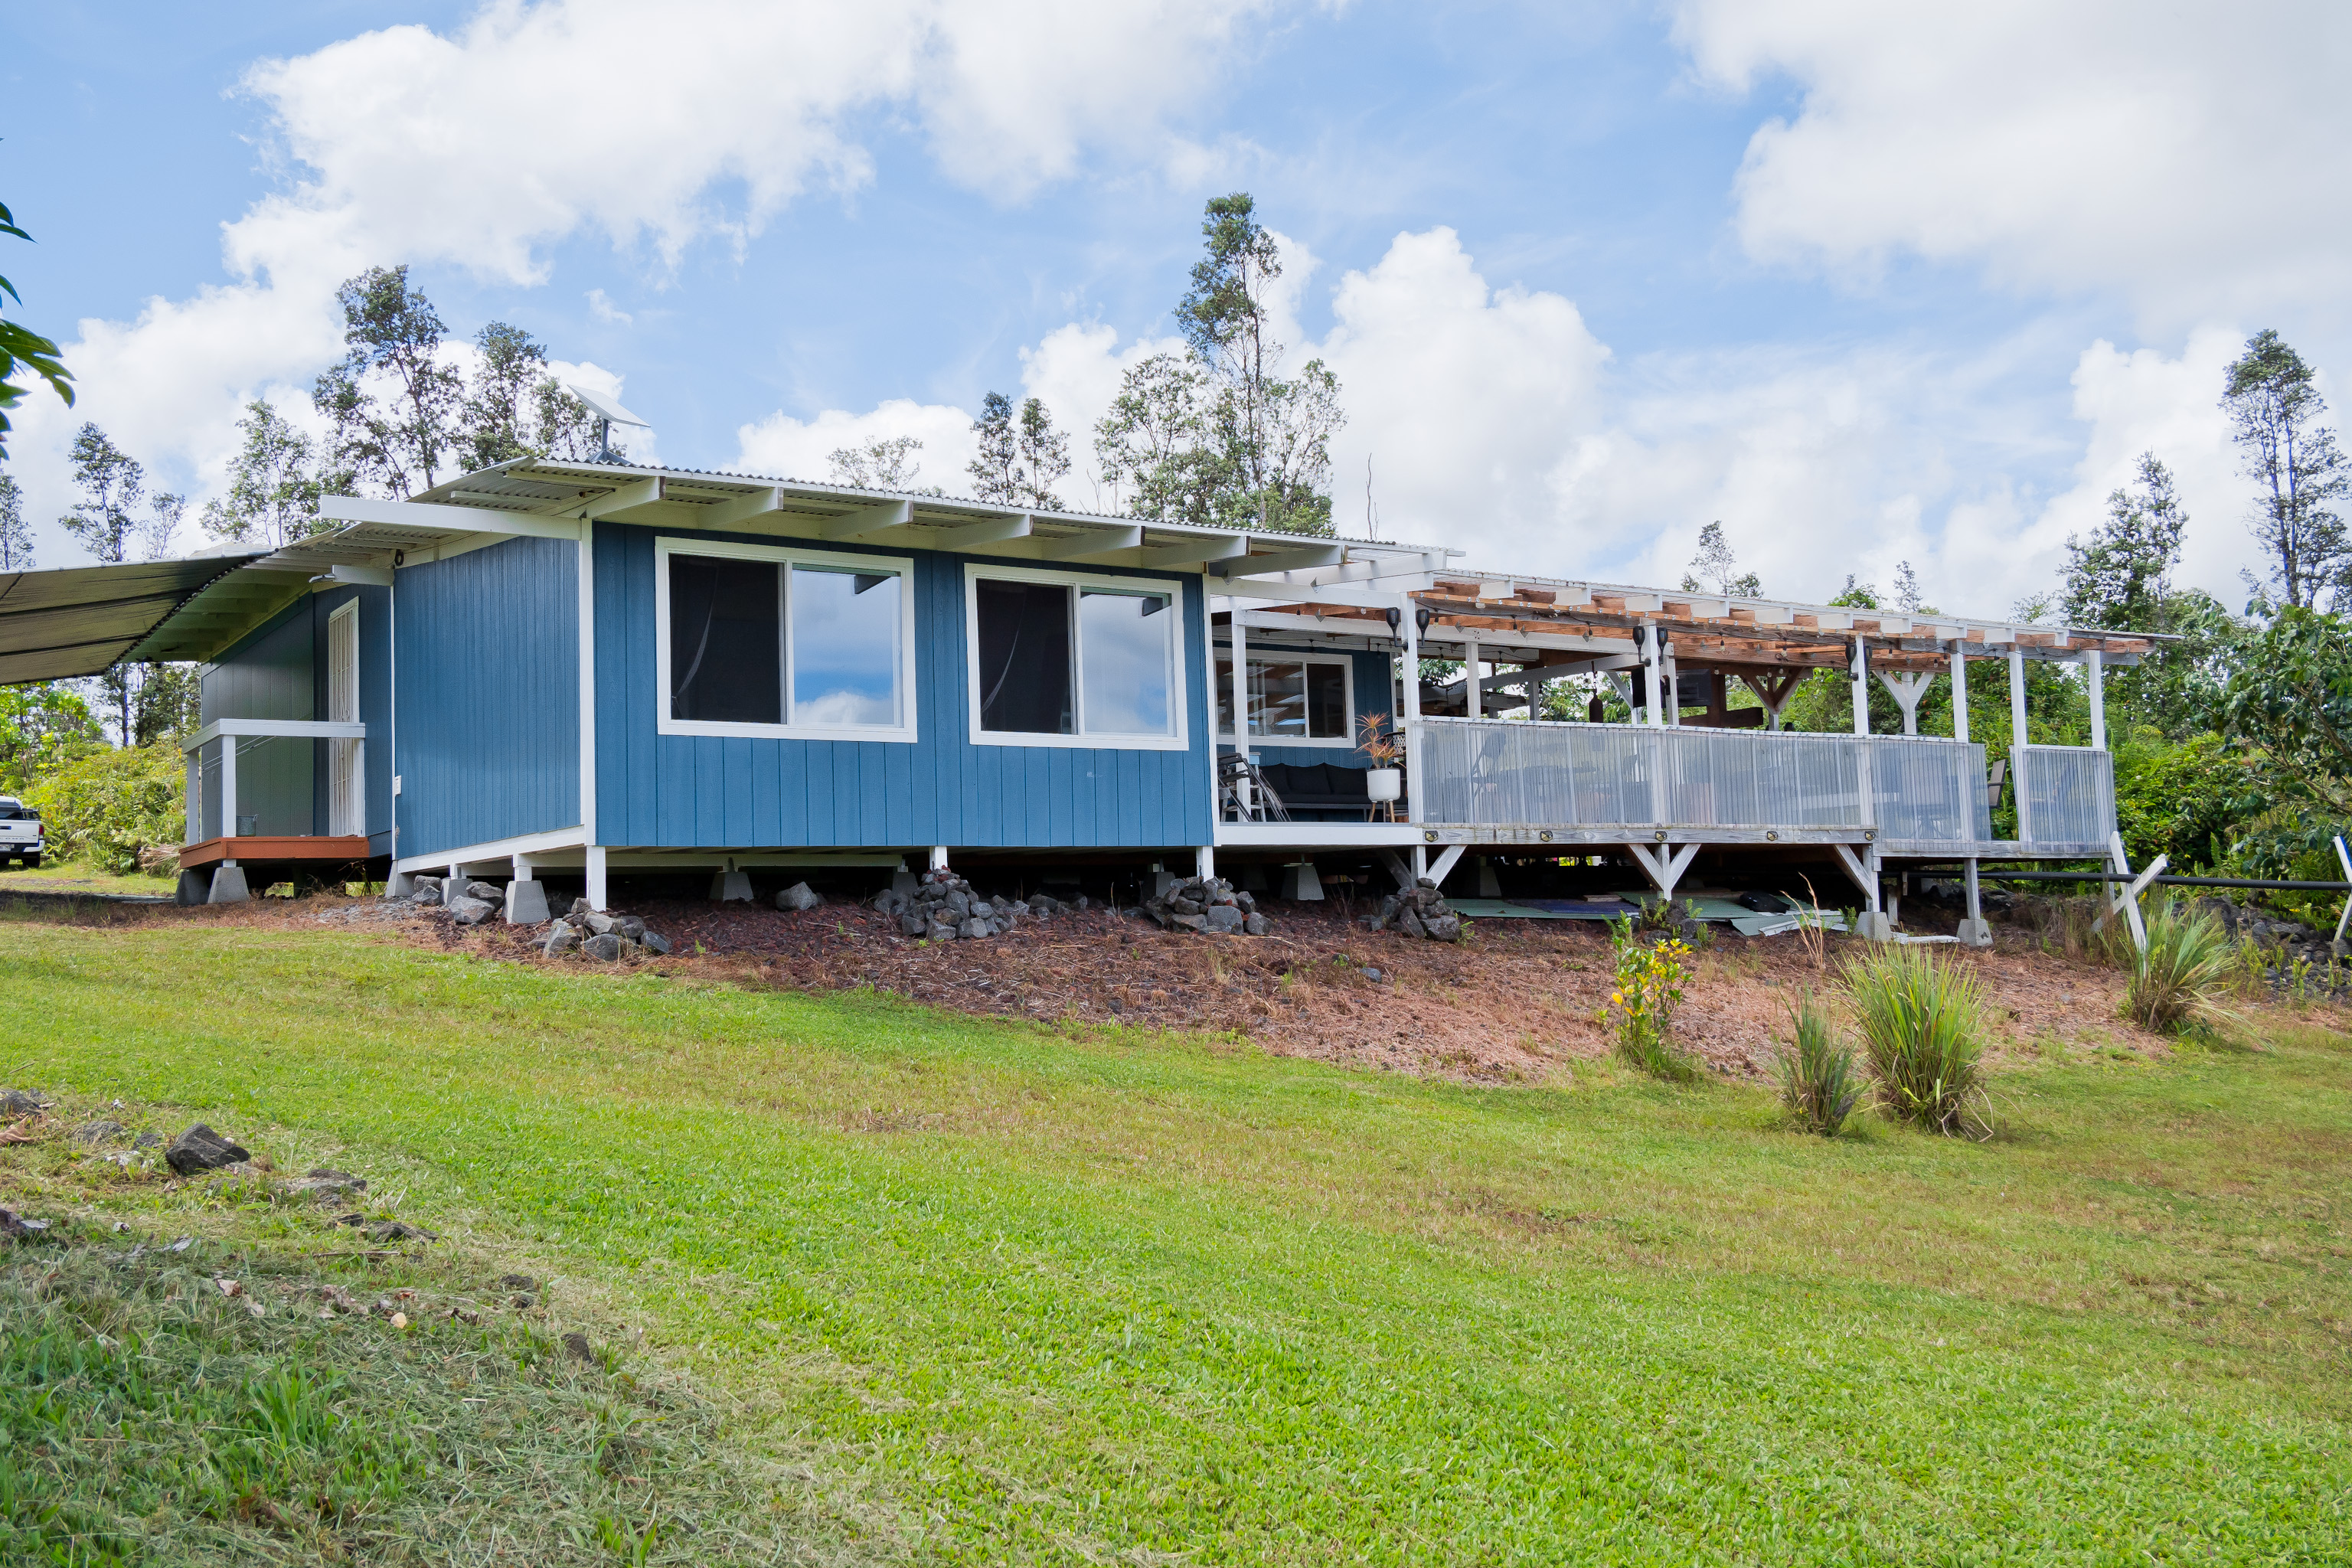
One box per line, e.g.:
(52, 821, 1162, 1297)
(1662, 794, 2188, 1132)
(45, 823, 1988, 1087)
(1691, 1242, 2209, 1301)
(1077, 589, 1172, 736)
(976, 580, 1073, 733)
(669, 554, 781, 724)
(791, 564, 901, 727)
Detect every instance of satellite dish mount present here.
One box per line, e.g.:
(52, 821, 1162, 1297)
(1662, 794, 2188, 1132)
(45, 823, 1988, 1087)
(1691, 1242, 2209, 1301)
(563, 383, 652, 465)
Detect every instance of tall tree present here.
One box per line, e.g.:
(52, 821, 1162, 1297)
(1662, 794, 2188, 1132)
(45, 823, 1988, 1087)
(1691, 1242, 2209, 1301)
(2063, 452, 2185, 631)
(967, 391, 1019, 502)
(531, 377, 610, 462)
(0, 195, 74, 462)
(1680, 521, 1762, 596)
(312, 265, 465, 498)
(1891, 560, 1924, 613)
(1096, 194, 1344, 534)
(461, 321, 550, 471)
(201, 400, 324, 549)
(828, 436, 924, 491)
(135, 492, 184, 562)
(0, 471, 31, 568)
(58, 423, 142, 564)
(1014, 397, 1070, 511)
(2222, 329, 2349, 609)
(972, 393, 1070, 509)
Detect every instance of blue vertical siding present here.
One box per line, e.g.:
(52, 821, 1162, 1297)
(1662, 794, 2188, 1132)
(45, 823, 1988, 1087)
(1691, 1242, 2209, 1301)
(200, 602, 315, 838)
(591, 521, 1212, 848)
(393, 537, 580, 861)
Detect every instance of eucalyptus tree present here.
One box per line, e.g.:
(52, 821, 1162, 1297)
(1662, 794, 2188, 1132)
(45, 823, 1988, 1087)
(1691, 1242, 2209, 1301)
(312, 266, 466, 498)
(2222, 330, 2349, 609)
(201, 400, 324, 548)
(0, 472, 31, 569)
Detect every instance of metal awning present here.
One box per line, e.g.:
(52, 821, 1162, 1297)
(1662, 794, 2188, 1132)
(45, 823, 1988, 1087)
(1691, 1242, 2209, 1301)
(0, 555, 264, 684)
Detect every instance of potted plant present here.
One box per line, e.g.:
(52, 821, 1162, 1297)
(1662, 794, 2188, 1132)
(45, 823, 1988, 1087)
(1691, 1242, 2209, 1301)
(1357, 711, 1403, 805)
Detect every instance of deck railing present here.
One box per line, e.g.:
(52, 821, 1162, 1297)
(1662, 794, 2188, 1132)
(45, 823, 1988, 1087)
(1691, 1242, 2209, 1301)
(2018, 743, 2114, 848)
(1416, 719, 2028, 848)
(183, 719, 366, 844)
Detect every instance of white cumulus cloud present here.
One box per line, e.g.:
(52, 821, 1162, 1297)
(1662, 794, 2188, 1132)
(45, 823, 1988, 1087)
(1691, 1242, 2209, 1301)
(1671, 0, 2352, 326)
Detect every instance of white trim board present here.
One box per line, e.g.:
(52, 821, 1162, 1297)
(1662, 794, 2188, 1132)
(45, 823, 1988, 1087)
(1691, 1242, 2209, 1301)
(394, 825, 588, 875)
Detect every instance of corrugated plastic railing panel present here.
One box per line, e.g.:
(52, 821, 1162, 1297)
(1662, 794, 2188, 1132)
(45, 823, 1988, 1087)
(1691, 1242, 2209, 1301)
(1870, 736, 1992, 842)
(2022, 745, 2115, 846)
(1417, 720, 1873, 828)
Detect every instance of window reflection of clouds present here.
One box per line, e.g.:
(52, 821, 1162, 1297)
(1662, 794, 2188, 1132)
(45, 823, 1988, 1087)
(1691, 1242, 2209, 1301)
(1079, 590, 1171, 736)
(791, 565, 900, 727)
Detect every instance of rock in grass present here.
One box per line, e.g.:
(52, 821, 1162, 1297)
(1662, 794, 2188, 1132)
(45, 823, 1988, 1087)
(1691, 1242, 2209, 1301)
(70, 1120, 127, 1146)
(562, 1331, 594, 1362)
(165, 1124, 250, 1176)
(640, 930, 672, 956)
(582, 933, 623, 962)
(286, 1168, 367, 1204)
(0, 1208, 51, 1241)
(0, 1089, 45, 1118)
(776, 881, 822, 912)
(448, 896, 497, 926)
(365, 1220, 438, 1243)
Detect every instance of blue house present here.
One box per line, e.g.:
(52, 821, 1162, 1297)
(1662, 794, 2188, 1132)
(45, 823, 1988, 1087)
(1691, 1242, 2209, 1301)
(0, 456, 2155, 942)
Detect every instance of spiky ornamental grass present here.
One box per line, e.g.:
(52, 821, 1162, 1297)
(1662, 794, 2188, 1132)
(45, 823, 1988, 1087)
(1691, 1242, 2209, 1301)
(1775, 995, 1862, 1137)
(1841, 943, 1989, 1137)
(2125, 900, 2242, 1034)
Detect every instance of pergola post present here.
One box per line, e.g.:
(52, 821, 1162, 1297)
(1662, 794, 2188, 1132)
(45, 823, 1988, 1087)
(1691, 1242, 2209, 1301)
(2008, 647, 2031, 844)
(1400, 595, 1423, 825)
(2085, 648, 2106, 751)
(1464, 634, 1482, 719)
(1849, 638, 1870, 737)
(1662, 638, 1681, 727)
(1230, 606, 1250, 743)
(1949, 642, 1970, 743)
(219, 736, 240, 840)
(1642, 623, 1664, 727)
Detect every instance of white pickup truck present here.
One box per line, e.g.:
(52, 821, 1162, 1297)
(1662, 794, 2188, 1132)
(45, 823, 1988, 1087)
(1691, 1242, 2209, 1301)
(0, 797, 45, 867)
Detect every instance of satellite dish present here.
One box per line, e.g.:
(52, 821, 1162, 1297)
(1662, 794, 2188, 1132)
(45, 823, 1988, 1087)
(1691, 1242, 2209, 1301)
(564, 382, 650, 464)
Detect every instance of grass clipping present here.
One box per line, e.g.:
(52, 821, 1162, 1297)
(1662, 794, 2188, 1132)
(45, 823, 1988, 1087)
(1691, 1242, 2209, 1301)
(1841, 944, 1990, 1137)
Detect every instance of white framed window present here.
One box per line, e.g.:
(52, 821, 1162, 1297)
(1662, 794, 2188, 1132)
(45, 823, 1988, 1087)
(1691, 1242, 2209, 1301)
(964, 564, 1188, 750)
(1217, 651, 1355, 745)
(655, 537, 916, 743)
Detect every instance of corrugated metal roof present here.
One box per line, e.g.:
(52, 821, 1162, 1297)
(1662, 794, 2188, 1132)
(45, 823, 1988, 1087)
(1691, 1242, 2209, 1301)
(0, 555, 265, 684)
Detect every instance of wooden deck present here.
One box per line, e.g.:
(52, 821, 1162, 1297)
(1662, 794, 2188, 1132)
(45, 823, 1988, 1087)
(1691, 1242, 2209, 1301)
(178, 835, 371, 871)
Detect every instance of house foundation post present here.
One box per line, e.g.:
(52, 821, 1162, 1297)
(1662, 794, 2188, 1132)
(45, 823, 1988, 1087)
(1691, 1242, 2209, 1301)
(1194, 845, 1216, 881)
(584, 844, 608, 911)
(206, 861, 250, 904)
(1957, 856, 1992, 946)
(928, 844, 949, 872)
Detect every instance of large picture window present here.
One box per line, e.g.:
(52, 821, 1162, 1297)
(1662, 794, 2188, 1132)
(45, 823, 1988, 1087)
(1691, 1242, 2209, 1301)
(967, 567, 1184, 749)
(658, 540, 913, 741)
(1217, 654, 1352, 743)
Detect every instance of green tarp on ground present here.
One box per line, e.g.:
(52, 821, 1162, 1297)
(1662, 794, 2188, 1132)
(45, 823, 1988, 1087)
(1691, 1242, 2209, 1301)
(1444, 896, 1852, 936)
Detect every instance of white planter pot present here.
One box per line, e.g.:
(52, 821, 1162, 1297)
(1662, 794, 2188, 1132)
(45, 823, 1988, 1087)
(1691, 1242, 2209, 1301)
(1365, 768, 1402, 804)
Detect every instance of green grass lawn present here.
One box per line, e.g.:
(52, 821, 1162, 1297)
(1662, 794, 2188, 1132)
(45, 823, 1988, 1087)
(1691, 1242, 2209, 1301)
(5, 909, 2349, 1563)
(0, 854, 179, 897)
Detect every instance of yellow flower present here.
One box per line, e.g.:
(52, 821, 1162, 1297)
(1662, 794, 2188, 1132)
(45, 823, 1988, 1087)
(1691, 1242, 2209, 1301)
(1609, 991, 1623, 1005)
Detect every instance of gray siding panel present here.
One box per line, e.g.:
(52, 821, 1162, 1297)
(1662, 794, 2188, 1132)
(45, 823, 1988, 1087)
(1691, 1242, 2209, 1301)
(393, 537, 580, 861)
(592, 521, 1212, 849)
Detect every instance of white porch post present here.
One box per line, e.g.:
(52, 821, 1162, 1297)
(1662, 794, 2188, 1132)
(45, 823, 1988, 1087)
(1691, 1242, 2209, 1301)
(1662, 639, 1680, 726)
(2085, 648, 2106, 751)
(1849, 637, 1870, 737)
(1949, 642, 1970, 743)
(585, 844, 609, 910)
(1230, 606, 1250, 743)
(1464, 634, 1481, 719)
(1400, 595, 1423, 825)
(219, 737, 239, 840)
(184, 750, 200, 845)
(1642, 622, 1664, 727)
(2009, 647, 2031, 844)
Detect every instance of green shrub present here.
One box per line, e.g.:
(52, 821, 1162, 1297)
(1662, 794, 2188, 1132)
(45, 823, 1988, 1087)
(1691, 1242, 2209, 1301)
(25, 743, 185, 874)
(1842, 944, 1988, 1136)
(2124, 901, 2239, 1034)
(1774, 995, 1861, 1136)
(1607, 918, 1699, 1082)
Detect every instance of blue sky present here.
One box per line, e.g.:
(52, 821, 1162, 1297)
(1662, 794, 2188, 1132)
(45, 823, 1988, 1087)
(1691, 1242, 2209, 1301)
(6, 2, 2347, 613)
